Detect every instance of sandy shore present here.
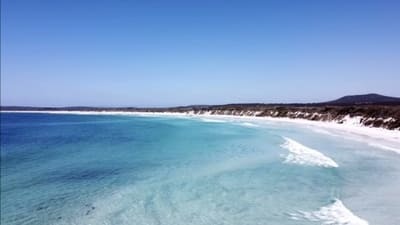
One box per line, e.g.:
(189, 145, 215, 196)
(2, 110, 400, 154)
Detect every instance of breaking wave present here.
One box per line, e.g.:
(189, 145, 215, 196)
(239, 122, 259, 127)
(289, 199, 369, 225)
(200, 118, 227, 123)
(281, 137, 339, 168)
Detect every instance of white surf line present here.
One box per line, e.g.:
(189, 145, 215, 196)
(289, 199, 369, 225)
(280, 137, 339, 168)
(238, 122, 259, 127)
(199, 118, 227, 123)
(367, 142, 400, 153)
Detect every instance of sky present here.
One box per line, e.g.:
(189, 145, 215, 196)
(1, 0, 400, 107)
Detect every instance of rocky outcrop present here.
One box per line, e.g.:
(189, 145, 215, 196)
(170, 105, 400, 130)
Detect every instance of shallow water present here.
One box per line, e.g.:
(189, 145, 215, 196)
(1, 113, 399, 225)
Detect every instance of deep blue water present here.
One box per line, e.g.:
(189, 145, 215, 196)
(1, 112, 399, 225)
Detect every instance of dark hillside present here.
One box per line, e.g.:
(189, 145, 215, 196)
(325, 94, 400, 105)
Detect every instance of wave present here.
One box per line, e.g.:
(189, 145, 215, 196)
(281, 137, 339, 168)
(366, 142, 400, 154)
(200, 118, 227, 123)
(310, 127, 400, 155)
(239, 122, 259, 127)
(289, 199, 369, 225)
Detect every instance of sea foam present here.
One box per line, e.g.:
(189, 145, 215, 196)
(281, 137, 339, 168)
(289, 199, 369, 225)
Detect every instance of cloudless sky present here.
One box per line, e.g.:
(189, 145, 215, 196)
(1, 0, 400, 107)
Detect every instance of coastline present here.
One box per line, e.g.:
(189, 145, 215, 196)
(2, 110, 400, 154)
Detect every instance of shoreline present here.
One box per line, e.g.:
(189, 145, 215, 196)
(2, 110, 400, 154)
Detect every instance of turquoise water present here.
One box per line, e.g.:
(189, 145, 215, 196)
(1, 112, 399, 225)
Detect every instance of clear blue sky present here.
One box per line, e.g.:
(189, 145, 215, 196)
(1, 0, 400, 107)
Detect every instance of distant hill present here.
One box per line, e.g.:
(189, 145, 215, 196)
(325, 93, 400, 105)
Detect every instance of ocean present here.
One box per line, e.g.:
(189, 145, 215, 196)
(1, 112, 399, 225)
